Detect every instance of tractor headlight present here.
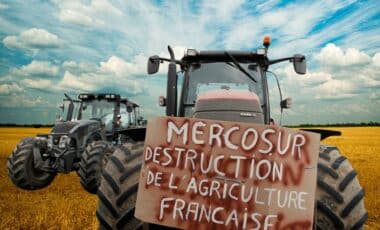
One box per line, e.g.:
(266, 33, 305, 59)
(58, 135, 70, 148)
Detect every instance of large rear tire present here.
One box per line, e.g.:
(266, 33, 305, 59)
(316, 145, 367, 229)
(78, 140, 115, 194)
(7, 138, 56, 190)
(96, 142, 145, 230)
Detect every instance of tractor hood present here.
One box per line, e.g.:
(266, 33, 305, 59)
(51, 120, 99, 134)
(192, 89, 265, 124)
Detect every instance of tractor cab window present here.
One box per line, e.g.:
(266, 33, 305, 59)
(118, 112, 130, 128)
(60, 100, 80, 121)
(182, 62, 263, 117)
(80, 100, 116, 124)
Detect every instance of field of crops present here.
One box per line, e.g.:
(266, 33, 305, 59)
(0, 127, 378, 229)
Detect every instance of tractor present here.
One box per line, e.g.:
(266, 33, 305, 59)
(7, 93, 146, 194)
(96, 37, 367, 229)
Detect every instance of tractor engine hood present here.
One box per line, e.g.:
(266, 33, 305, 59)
(51, 120, 99, 134)
(192, 89, 264, 124)
(51, 121, 80, 133)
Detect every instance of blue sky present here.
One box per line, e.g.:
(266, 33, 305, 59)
(0, 0, 379, 125)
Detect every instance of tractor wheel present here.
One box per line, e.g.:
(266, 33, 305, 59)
(7, 137, 56, 190)
(78, 140, 115, 194)
(315, 145, 367, 229)
(96, 142, 146, 230)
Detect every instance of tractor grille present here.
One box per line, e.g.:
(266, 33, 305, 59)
(51, 121, 78, 133)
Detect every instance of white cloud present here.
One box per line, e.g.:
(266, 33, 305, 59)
(280, 64, 332, 87)
(54, 0, 122, 26)
(223, 1, 351, 50)
(373, 53, 380, 67)
(11, 61, 59, 77)
(315, 43, 371, 67)
(57, 55, 148, 96)
(58, 71, 97, 91)
(3, 28, 63, 50)
(62, 61, 96, 74)
(99, 55, 146, 76)
(0, 83, 23, 95)
(275, 44, 380, 103)
(0, 94, 51, 108)
(21, 79, 54, 90)
(313, 79, 356, 99)
(0, 3, 9, 10)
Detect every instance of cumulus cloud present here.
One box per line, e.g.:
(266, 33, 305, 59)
(1, 1, 380, 124)
(373, 53, 380, 67)
(58, 71, 97, 91)
(11, 61, 59, 77)
(62, 61, 96, 74)
(56, 55, 149, 96)
(53, 0, 122, 26)
(3, 28, 63, 50)
(99, 55, 146, 76)
(21, 79, 54, 90)
(315, 43, 372, 67)
(313, 79, 357, 100)
(0, 94, 51, 108)
(276, 44, 380, 102)
(0, 3, 9, 10)
(0, 83, 23, 95)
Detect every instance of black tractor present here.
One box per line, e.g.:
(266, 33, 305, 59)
(96, 37, 367, 229)
(7, 93, 146, 194)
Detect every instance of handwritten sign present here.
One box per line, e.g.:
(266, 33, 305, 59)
(135, 117, 320, 229)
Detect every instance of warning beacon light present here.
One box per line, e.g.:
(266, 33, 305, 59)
(263, 36, 271, 48)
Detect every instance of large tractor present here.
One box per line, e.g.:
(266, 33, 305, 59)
(96, 38, 367, 229)
(7, 93, 146, 194)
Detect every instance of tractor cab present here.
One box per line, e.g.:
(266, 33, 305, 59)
(77, 93, 143, 140)
(147, 36, 306, 125)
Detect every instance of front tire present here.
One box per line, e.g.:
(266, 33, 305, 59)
(7, 138, 56, 190)
(316, 145, 367, 229)
(78, 140, 115, 194)
(96, 142, 145, 230)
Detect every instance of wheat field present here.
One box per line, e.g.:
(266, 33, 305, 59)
(0, 127, 378, 229)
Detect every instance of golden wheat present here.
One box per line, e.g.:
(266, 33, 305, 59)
(0, 127, 378, 229)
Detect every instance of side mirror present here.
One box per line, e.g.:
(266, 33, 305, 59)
(127, 106, 133, 113)
(147, 55, 160, 74)
(159, 96, 166, 106)
(293, 54, 306, 74)
(281, 97, 292, 109)
(59, 103, 64, 111)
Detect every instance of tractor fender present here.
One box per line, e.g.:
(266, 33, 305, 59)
(84, 130, 103, 145)
(300, 128, 341, 140)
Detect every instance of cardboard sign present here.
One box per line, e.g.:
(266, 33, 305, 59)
(135, 117, 320, 229)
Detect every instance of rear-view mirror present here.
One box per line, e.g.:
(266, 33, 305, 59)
(147, 55, 160, 74)
(281, 97, 292, 109)
(59, 103, 64, 111)
(293, 54, 306, 75)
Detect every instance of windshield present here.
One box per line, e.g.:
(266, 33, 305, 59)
(182, 62, 263, 117)
(80, 100, 116, 121)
